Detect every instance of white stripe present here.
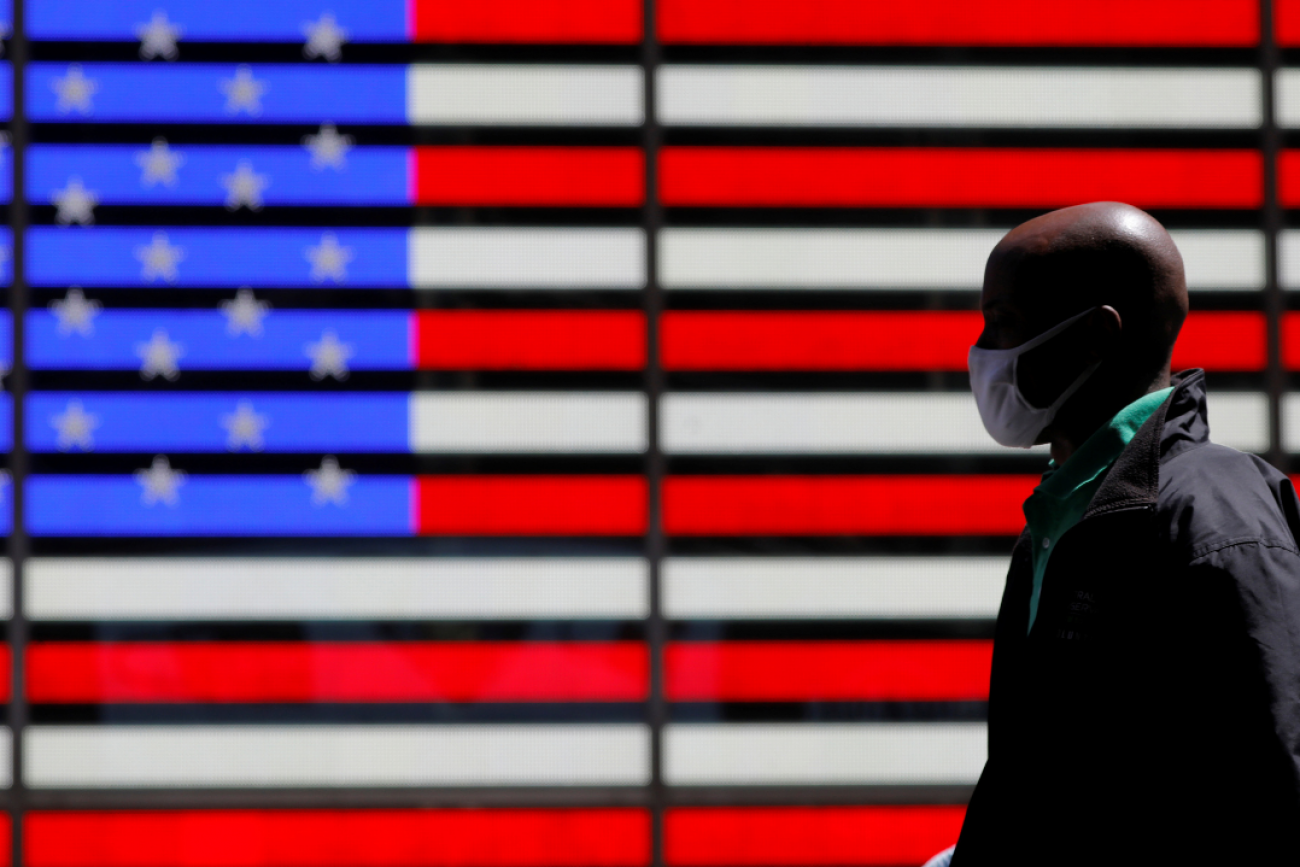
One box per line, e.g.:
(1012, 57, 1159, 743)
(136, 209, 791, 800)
(26, 725, 649, 788)
(408, 228, 645, 289)
(411, 392, 646, 453)
(1276, 394, 1300, 451)
(663, 393, 1024, 455)
(659, 66, 1259, 128)
(1208, 392, 1270, 454)
(25, 558, 648, 621)
(661, 392, 1267, 455)
(660, 228, 999, 290)
(1170, 230, 1265, 291)
(0, 729, 12, 788)
(665, 723, 986, 786)
(664, 557, 1005, 619)
(0, 560, 13, 619)
(1275, 230, 1300, 288)
(660, 229, 1260, 291)
(407, 65, 643, 126)
(1273, 69, 1300, 127)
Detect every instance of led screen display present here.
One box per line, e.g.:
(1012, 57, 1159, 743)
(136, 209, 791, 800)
(0, 1, 1291, 865)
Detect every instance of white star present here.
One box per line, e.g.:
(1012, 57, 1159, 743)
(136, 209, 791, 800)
(303, 13, 348, 62)
(219, 288, 270, 337)
(302, 124, 353, 171)
(220, 160, 269, 211)
(305, 330, 352, 381)
(305, 233, 353, 283)
(135, 231, 185, 283)
(53, 176, 98, 225)
(220, 65, 267, 115)
(221, 401, 269, 452)
(304, 457, 355, 506)
(136, 329, 184, 381)
(136, 10, 182, 60)
(136, 456, 186, 506)
(136, 138, 184, 187)
(50, 288, 101, 337)
(51, 400, 99, 452)
(53, 64, 98, 115)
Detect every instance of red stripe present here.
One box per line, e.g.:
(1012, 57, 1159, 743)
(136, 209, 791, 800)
(417, 476, 647, 535)
(412, 148, 644, 207)
(26, 810, 648, 867)
(1174, 311, 1266, 372)
(659, 148, 1262, 209)
(0, 645, 12, 703)
(665, 806, 965, 867)
(663, 475, 1035, 536)
(27, 643, 647, 703)
(658, 0, 1257, 46)
(661, 311, 979, 372)
(1278, 0, 1300, 45)
(410, 0, 643, 44)
(665, 641, 992, 701)
(1279, 313, 1300, 370)
(414, 311, 646, 371)
(1276, 151, 1300, 207)
(660, 311, 1262, 372)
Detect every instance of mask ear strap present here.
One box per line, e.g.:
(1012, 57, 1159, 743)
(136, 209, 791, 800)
(1012, 306, 1099, 357)
(1048, 360, 1102, 414)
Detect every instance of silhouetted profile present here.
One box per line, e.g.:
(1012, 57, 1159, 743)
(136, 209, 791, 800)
(948, 202, 1300, 865)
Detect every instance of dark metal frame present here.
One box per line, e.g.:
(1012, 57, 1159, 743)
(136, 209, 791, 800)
(9, 0, 29, 862)
(1263, 1, 1288, 476)
(642, 2, 669, 865)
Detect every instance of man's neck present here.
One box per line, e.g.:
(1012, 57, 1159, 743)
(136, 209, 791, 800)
(1048, 373, 1172, 466)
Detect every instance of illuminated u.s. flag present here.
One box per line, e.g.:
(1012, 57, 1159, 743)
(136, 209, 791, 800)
(7, 1, 1299, 865)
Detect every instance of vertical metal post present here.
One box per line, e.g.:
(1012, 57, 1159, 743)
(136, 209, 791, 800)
(641, 2, 668, 865)
(1262, 0, 1288, 472)
(8, 1, 29, 862)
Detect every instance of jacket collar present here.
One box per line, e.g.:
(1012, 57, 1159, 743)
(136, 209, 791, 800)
(1081, 369, 1207, 519)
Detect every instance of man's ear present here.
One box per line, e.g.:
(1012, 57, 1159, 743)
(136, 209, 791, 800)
(1085, 305, 1122, 361)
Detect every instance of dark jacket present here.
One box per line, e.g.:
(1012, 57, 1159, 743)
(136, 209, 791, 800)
(952, 370, 1300, 865)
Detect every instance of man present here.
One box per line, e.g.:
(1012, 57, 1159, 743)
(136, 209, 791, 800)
(947, 202, 1300, 864)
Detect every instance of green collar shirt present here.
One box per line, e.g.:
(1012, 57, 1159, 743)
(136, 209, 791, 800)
(1022, 387, 1174, 633)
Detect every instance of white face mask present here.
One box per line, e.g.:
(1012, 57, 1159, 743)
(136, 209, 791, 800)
(967, 307, 1101, 449)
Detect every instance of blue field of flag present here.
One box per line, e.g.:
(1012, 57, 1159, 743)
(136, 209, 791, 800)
(0, 397, 13, 451)
(27, 1, 405, 42)
(0, 63, 11, 121)
(0, 228, 13, 285)
(28, 227, 408, 288)
(27, 473, 413, 536)
(30, 144, 410, 207)
(0, 312, 13, 364)
(27, 392, 411, 452)
(28, 63, 408, 124)
(27, 310, 411, 371)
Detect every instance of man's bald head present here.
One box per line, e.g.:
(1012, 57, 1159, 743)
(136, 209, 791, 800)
(982, 202, 1189, 376)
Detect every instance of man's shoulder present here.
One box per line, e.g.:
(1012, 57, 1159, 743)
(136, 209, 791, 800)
(1157, 441, 1300, 558)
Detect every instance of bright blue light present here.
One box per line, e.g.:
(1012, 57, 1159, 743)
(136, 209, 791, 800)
(27, 392, 411, 452)
(29, 145, 410, 206)
(28, 63, 408, 124)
